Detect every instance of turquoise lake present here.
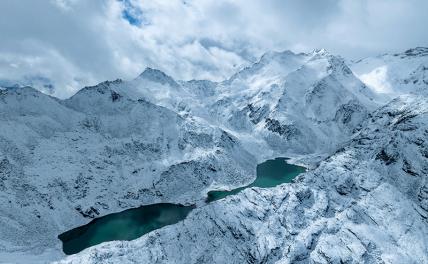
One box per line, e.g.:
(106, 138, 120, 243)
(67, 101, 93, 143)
(206, 157, 306, 202)
(58, 203, 194, 255)
(59, 157, 305, 255)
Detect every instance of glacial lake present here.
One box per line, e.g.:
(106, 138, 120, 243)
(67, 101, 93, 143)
(206, 157, 306, 203)
(59, 157, 305, 255)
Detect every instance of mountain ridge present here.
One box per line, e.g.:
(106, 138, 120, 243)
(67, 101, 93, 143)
(0, 47, 426, 263)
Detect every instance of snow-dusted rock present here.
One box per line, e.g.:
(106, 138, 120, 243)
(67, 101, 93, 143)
(0, 85, 256, 262)
(57, 94, 428, 264)
(208, 49, 378, 155)
(0, 47, 427, 263)
(352, 47, 428, 97)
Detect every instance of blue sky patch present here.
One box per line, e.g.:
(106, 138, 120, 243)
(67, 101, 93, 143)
(119, 0, 144, 27)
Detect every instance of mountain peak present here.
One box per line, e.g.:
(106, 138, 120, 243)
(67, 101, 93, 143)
(399, 47, 428, 57)
(0, 85, 43, 97)
(139, 67, 165, 77)
(137, 67, 179, 87)
(308, 48, 333, 59)
(304, 49, 354, 76)
(69, 78, 124, 101)
(259, 50, 297, 62)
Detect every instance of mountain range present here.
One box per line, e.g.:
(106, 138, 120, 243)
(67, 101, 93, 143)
(0, 47, 426, 263)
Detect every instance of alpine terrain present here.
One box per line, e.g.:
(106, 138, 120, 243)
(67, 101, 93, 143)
(0, 48, 427, 264)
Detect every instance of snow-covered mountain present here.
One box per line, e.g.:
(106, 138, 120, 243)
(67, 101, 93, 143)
(0, 85, 256, 262)
(98, 49, 380, 156)
(352, 47, 428, 98)
(0, 47, 427, 263)
(209, 49, 379, 155)
(59, 94, 428, 264)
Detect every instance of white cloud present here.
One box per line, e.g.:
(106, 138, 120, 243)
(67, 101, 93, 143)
(0, 0, 426, 98)
(358, 66, 393, 94)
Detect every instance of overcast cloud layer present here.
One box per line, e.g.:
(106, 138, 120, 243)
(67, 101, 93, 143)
(0, 0, 427, 98)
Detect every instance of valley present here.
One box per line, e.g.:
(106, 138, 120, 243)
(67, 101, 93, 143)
(0, 47, 426, 263)
(59, 158, 305, 255)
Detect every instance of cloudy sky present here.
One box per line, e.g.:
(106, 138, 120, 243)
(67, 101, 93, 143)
(0, 0, 427, 98)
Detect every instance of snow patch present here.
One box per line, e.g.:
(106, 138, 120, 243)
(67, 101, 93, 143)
(357, 65, 393, 94)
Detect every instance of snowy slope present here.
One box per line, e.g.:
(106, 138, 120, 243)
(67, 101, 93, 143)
(352, 47, 428, 98)
(0, 85, 256, 262)
(57, 93, 428, 264)
(0, 47, 427, 263)
(208, 49, 379, 155)
(68, 50, 379, 158)
(55, 48, 427, 264)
